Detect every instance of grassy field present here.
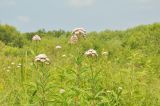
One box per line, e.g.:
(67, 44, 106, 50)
(0, 23, 160, 106)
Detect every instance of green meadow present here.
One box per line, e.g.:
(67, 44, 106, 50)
(0, 23, 160, 106)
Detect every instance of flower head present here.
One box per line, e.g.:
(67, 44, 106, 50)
(118, 87, 123, 91)
(17, 65, 21, 68)
(55, 45, 62, 49)
(84, 49, 98, 57)
(34, 54, 50, 64)
(32, 35, 41, 41)
(11, 62, 15, 65)
(59, 89, 65, 94)
(6, 69, 10, 72)
(62, 54, 66, 57)
(102, 51, 109, 56)
(72, 27, 86, 38)
(69, 35, 78, 44)
(118, 86, 123, 93)
(18, 63, 21, 66)
(17, 63, 22, 68)
(107, 90, 111, 93)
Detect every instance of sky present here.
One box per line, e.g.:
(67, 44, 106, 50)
(0, 0, 160, 32)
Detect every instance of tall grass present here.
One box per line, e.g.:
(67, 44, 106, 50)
(0, 23, 160, 105)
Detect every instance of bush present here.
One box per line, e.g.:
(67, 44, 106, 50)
(0, 24, 26, 48)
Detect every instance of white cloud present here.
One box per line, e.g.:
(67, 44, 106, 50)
(0, 0, 16, 7)
(17, 16, 30, 23)
(68, 0, 96, 8)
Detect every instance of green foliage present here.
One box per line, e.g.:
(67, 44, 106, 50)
(0, 24, 26, 48)
(0, 23, 160, 106)
(24, 29, 67, 41)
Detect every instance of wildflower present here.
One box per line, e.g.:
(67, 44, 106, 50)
(84, 49, 98, 57)
(6, 69, 10, 72)
(17, 64, 21, 68)
(32, 35, 41, 41)
(69, 27, 86, 44)
(107, 90, 111, 93)
(62, 54, 66, 57)
(59, 89, 65, 94)
(17, 63, 22, 68)
(69, 35, 78, 44)
(72, 27, 86, 38)
(102, 51, 109, 56)
(11, 62, 15, 65)
(17, 65, 21, 68)
(117, 86, 123, 93)
(118, 87, 123, 90)
(35, 54, 50, 64)
(55, 45, 62, 49)
(18, 63, 22, 66)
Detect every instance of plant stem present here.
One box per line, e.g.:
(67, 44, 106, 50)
(90, 63, 96, 106)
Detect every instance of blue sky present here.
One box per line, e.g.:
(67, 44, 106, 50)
(0, 0, 160, 32)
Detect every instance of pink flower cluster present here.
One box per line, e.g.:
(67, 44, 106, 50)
(32, 35, 41, 41)
(84, 49, 98, 57)
(35, 54, 50, 64)
(69, 35, 78, 44)
(69, 27, 86, 44)
(72, 28, 86, 38)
